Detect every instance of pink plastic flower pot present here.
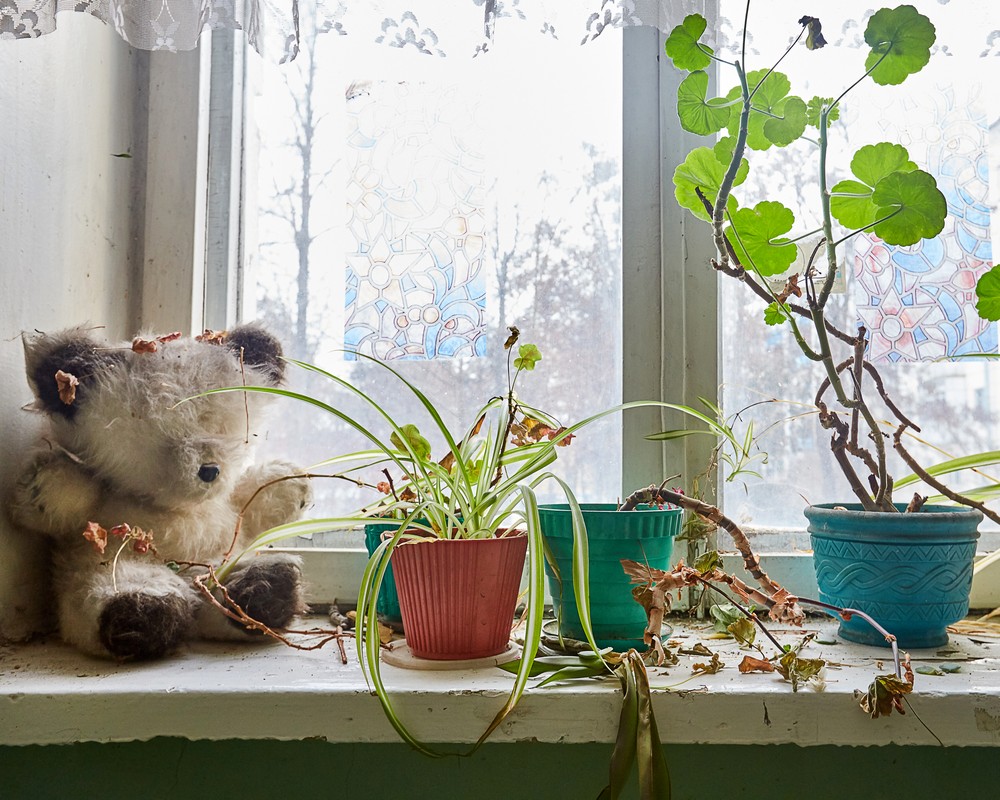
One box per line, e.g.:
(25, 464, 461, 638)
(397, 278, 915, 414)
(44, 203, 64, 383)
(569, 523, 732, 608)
(391, 532, 528, 660)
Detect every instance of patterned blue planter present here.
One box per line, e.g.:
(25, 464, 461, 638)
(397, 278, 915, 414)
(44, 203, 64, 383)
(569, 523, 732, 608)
(805, 503, 981, 648)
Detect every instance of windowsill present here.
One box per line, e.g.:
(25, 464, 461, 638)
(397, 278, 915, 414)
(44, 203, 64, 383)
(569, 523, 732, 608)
(4, 616, 1000, 748)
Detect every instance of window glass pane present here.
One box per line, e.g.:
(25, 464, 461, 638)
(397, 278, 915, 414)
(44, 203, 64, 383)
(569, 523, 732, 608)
(246, 5, 623, 516)
(716, 1, 1000, 542)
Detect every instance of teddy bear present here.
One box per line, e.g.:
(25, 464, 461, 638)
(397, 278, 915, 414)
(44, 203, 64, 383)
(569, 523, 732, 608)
(7, 323, 313, 660)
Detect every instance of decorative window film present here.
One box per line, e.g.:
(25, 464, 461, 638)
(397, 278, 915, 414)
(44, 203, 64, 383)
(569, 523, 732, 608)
(344, 80, 488, 360)
(853, 81, 995, 363)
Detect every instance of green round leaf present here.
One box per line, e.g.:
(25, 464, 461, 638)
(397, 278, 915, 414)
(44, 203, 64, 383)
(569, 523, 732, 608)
(830, 179, 880, 230)
(871, 169, 946, 246)
(677, 71, 732, 135)
(514, 343, 542, 370)
(975, 264, 1000, 322)
(730, 70, 805, 150)
(851, 142, 917, 187)
(805, 96, 839, 128)
(390, 424, 432, 461)
(665, 14, 713, 71)
(673, 146, 749, 222)
(864, 5, 935, 86)
(763, 95, 807, 147)
(724, 200, 797, 276)
(830, 143, 918, 231)
(764, 302, 789, 326)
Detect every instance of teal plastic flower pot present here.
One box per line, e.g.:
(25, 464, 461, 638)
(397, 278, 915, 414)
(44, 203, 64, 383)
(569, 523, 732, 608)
(806, 503, 982, 649)
(364, 522, 404, 624)
(539, 503, 683, 651)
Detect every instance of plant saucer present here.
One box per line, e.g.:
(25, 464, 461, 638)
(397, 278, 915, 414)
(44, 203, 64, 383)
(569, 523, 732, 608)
(381, 640, 521, 670)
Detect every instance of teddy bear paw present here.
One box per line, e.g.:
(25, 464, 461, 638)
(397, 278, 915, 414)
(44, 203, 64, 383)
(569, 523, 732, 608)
(223, 556, 306, 632)
(11, 450, 100, 535)
(98, 592, 193, 660)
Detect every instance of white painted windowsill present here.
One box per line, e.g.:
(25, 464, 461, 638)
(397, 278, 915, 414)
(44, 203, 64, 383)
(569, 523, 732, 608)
(3, 616, 1000, 749)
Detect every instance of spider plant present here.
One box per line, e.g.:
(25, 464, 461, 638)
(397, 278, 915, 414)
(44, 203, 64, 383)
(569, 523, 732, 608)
(199, 328, 668, 755)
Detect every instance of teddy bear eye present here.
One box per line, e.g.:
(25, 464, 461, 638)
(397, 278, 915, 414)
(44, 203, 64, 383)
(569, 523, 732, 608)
(197, 463, 221, 483)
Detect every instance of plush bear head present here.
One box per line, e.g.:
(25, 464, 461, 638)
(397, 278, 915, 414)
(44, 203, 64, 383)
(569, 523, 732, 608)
(21, 324, 286, 510)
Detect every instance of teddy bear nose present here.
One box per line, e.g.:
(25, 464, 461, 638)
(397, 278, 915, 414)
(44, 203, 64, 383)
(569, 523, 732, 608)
(198, 463, 221, 483)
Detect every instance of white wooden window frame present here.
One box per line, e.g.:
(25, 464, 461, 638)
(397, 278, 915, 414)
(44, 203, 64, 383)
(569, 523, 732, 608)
(169, 25, 1000, 610)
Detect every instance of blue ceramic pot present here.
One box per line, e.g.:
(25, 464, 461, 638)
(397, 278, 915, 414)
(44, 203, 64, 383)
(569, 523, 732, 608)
(805, 503, 981, 648)
(539, 503, 682, 651)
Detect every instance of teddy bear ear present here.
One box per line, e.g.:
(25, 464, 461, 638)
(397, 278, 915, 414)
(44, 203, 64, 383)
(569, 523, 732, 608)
(224, 324, 286, 385)
(21, 327, 123, 419)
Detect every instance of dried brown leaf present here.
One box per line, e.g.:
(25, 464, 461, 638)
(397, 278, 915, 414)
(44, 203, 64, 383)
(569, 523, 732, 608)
(55, 370, 79, 405)
(196, 329, 228, 344)
(692, 652, 725, 675)
(503, 326, 520, 350)
(82, 521, 107, 554)
(739, 655, 775, 674)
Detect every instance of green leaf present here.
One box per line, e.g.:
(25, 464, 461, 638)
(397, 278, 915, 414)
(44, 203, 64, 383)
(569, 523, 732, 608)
(709, 603, 743, 633)
(975, 265, 1000, 321)
(729, 71, 806, 150)
(514, 343, 542, 371)
(830, 143, 918, 230)
(677, 71, 732, 135)
(872, 169, 946, 246)
(724, 200, 797, 276)
(390, 424, 432, 461)
(830, 179, 882, 231)
(727, 617, 756, 647)
(694, 550, 722, 574)
(805, 96, 839, 127)
(764, 302, 789, 326)
(713, 136, 737, 167)
(864, 5, 936, 86)
(895, 449, 1000, 488)
(664, 13, 712, 71)
(644, 428, 717, 442)
(673, 146, 748, 222)
(763, 96, 807, 147)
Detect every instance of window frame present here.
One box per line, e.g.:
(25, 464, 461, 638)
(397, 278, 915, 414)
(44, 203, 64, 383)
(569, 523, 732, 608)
(189, 17, 1000, 610)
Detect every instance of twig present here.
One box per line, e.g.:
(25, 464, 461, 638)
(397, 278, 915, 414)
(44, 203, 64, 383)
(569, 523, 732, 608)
(193, 567, 349, 662)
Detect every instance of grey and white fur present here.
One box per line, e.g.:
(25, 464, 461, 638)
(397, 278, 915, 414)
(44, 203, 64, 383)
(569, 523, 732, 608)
(7, 324, 312, 660)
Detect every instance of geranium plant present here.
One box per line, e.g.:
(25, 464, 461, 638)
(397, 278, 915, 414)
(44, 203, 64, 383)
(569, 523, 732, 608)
(665, 3, 998, 522)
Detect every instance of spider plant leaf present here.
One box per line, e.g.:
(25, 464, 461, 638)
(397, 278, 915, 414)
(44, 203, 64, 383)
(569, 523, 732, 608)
(476, 487, 546, 748)
(604, 659, 639, 799)
(894, 450, 1000, 488)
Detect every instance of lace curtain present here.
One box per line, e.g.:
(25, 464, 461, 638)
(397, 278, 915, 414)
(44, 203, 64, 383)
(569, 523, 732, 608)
(0, 1, 719, 60)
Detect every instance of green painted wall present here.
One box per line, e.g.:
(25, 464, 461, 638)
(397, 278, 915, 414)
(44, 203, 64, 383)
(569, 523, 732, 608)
(0, 740, 991, 799)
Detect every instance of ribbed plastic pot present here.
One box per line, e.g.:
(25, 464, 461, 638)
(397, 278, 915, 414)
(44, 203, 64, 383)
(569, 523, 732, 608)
(539, 503, 683, 650)
(364, 522, 404, 624)
(805, 503, 982, 648)
(391, 532, 528, 660)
